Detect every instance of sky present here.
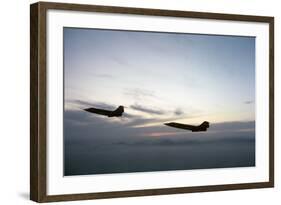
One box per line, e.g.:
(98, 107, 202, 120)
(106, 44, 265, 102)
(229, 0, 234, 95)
(63, 27, 256, 176)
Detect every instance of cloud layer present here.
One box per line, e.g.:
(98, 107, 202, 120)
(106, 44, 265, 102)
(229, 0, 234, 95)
(130, 104, 165, 115)
(64, 109, 255, 176)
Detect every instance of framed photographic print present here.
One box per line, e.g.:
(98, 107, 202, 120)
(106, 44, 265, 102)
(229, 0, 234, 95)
(30, 1, 274, 202)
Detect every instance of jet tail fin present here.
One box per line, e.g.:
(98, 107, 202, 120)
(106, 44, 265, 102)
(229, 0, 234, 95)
(114, 105, 124, 113)
(109, 105, 124, 117)
(199, 121, 210, 129)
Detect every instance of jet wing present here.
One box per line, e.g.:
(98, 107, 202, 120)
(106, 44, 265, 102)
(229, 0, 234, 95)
(84, 108, 112, 116)
(164, 122, 196, 131)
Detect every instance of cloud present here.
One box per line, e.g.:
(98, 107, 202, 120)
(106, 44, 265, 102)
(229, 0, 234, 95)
(111, 56, 130, 67)
(113, 134, 255, 147)
(66, 99, 117, 110)
(64, 108, 255, 140)
(210, 121, 255, 132)
(65, 99, 162, 127)
(130, 104, 165, 115)
(123, 88, 156, 100)
(64, 108, 117, 128)
(174, 108, 184, 116)
(64, 109, 256, 175)
(92, 73, 113, 79)
(124, 117, 163, 127)
(244, 100, 254, 104)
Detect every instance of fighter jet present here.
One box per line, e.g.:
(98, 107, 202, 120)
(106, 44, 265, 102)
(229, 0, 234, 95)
(164, 121, 210, 132)
(84, 105, 124, 117)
